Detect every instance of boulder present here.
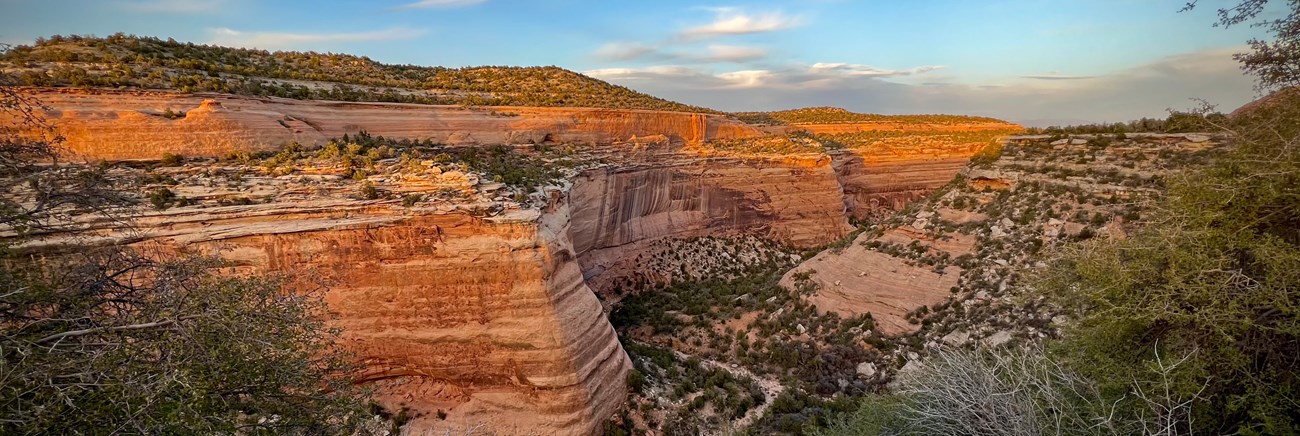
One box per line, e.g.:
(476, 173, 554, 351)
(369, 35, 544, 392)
(941, 330, 970, 346)
(856, 362, 877, 378)
(983, 330, 1014, 347)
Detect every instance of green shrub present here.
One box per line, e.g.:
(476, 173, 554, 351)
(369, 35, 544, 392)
(148, 187, 176, 209)
(360, 182, 380, 200)
(159, 152, 183, 166)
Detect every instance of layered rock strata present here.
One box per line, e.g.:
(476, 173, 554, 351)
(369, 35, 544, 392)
(32, 197, 628, 434)
(13, 88, 761, 161)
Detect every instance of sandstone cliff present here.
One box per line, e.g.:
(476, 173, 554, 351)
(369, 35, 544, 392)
(13, 88, 761, 161)
(30, 195, 629, 434)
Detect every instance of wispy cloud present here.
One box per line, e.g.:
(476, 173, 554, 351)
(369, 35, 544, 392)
(120, 0, 225, 13)
(397, 0, 486, 9)
(677, 8, 801, 40)
(592, 42, 768, 64)
(1021, 72, 1096, 80)
(810, 63, 945, 78)
(208, 27, 426, 50)
(593, 42, 660, 61)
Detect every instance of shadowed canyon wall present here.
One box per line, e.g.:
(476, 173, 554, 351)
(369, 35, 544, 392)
(569, 152, 854, 292)
(834, 153, 979, 219)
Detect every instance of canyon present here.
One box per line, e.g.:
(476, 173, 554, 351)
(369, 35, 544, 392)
(13, 88, 1020, 434)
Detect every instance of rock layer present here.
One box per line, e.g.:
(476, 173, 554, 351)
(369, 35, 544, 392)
(14, 88, 761, 160)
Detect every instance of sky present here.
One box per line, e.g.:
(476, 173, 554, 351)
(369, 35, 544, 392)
(0, 0, 1280, 125)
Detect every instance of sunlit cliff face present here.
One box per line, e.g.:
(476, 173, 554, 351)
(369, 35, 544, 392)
(16, 86, 1017, 434)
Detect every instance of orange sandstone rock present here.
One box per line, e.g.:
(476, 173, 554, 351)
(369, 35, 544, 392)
(13, 88, 761, 161)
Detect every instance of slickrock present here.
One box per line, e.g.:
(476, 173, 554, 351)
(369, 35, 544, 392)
(779, 226, 971, 335)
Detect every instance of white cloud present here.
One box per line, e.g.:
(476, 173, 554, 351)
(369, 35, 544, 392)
(397, 0, 486, 9)
(208, 27, 426, 50)
(120, 0, 224, 13)
(678, 8, 801, 39)
(587, 65, 775, 88)
(717, 70, 773, 87)
(585, 66, 711, 80)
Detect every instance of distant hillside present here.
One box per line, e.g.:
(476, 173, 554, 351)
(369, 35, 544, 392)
(734, 107, 1008, 125)
(0, 33, 717, 113)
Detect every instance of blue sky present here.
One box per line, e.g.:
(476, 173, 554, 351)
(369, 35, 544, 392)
(0, 0, 1278, 125)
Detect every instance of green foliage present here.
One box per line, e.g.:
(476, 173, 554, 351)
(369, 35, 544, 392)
(807, 395, 909, 436)
(359, 182, 380, 200)
(626, 368, 646, 394)
(0, 253, 374, 434)
(159, 108, 184, 120)
(401, 193, 423, 207)
(1, 80, 376, 434)
(159, 152, 183, 166)
(969, 141, 1003, 167)
(1035, 90, 1300, 435)
(750, 391, 859, 435)
(1023, 111, 1227, 135)
(148, 186, 176, 209)
(443, 145, 560, 192)
(1162, 110, 1229, 133)
(0, 33, 716, 113)
(705, 134, 826, 155)
(622, 339, 766, 433)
